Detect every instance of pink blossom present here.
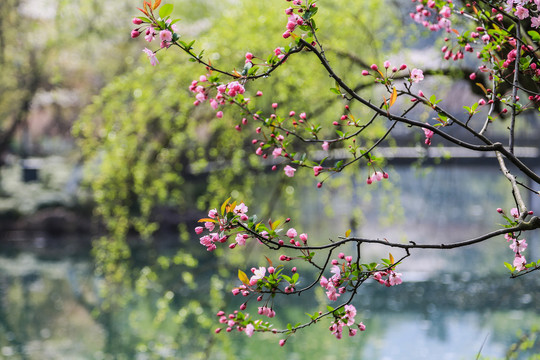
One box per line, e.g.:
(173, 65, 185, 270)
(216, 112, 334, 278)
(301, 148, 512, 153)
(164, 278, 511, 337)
(286, 228, 297, 238)
(532, 16, 540, 28)
(208, 209, 218, 218)
(325, 284, 339, 301)
(272, 147, 283, 158)
(510, 208, 520, 218)
(195, 226, 204, 234)
(388, 271, 403, 286)
(439, 5, 451, 18)
(320, 276, 329, 288)
(299, 233, 308, 242)
(513, 253, 527, 271)
(284, 165, 296, 177)
(255, 147, 263, 156)
(159, 30, 172, 42)
(358, 322, 366, 331)
(234, 203, 248, 215)
(510, 239, 528, 253)
(142, 48, 159, 66)
(322, 141, 329, 151)
(252, 267, 266, 280)
(410, 68, 424, 83)
(145, 27, 155, 42)
(235, 233, 248, 246)
(204, 221, 215, 231)
(245, 323, 254, 337)
(423, 127, 434, 145)
(515, 5, 529, 20)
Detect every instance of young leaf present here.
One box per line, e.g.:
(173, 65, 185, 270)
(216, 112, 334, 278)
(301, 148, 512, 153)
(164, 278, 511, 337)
(238, 269, 250, 285)
(221, 197, 231, 215)
(389, 253, 394, 265)
(345, 229, 351, 237)
(389, 87, 397, 107)
(265, 256, 273, 267)
(153, 0, 162, 10)
(159, 3, 173, 18)
(198, 218, 217, 223)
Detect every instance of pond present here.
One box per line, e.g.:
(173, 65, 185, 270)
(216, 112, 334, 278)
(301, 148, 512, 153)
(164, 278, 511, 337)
(1, 165, 539, 359)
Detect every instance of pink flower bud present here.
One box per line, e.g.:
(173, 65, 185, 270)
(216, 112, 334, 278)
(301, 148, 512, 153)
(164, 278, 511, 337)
(279, 339, 286, 347)
(362, 70, 369, 76)
(215, 328, 222, 333)
(497, 208, 503, 213)
(132, 18, 143, 25)
(370, 64, 378, 71)
(216, 111, 223, 118)
(317, 182, 322, 188)
(131, 30, 140, 38)
(240, 303, 247, 310)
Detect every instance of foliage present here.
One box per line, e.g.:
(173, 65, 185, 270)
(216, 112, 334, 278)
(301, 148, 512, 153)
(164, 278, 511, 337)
(125, 0, 540, 348)
(74, 0, 410, 356)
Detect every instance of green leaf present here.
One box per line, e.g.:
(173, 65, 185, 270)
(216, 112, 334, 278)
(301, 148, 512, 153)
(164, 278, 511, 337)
(330, 87, 341, 95)
(503, 262, 514, 272)
(326, 305, 334, 312)
(292, 272, 299, 283)
(528, 30, 540, 42)
(159, 3, 174, 18)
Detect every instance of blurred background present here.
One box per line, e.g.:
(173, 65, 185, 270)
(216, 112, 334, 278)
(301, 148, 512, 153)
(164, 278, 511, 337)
(1, 0, 540, 358)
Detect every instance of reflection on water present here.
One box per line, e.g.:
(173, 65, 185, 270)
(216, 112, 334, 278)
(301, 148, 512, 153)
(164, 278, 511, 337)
(1, 165, 539, 359)
(1, 248, 540, 359)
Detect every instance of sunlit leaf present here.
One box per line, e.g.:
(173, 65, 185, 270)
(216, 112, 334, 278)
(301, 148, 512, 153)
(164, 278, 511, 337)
(238, 269, 250, 285)
(389, 253, 394, 265)
(265, 256, 273, 267)
(345, 229, 351, 237)
(159, 4, 173, 18)
(221, 197, 231, 215)
(389, 86, 397, 107)
(476, 83, 488, 95)
(198, 218, 217, 223)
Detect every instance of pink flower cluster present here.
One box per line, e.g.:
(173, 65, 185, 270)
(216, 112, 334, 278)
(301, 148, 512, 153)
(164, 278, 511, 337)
(423, 126, 434, 145)
(505, 0, 540, 24)
(195, 203, 250, 251)
(366, 171, 389, 185)
(189, 77, 246, 117)
(507, 232, 528, 271)
(282, 1, 308, 38)
(329, 305, 366, 339)
(409, 0, 453, 33)
(319, 253, 355, 301)
(373, 270, 403, 287)
(215, 310, 270, 337)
